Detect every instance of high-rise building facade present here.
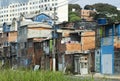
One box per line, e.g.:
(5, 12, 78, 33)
(0, 0, 68, 24)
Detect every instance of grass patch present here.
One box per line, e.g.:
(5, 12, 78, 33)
(0, 69, 94, 81)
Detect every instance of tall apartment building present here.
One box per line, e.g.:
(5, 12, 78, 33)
(0, 0, 68, 24)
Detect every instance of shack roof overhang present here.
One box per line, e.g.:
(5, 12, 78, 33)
(98, 22, 120, 27)
(20, 22, 52, 28)
(57, 29, 84, 33)
(28, 37, 52, 42)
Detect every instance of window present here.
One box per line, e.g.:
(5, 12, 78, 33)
(6, 33, 9, 37)
(68, 33, 81, 43)
(48, 4, 50, 6)
(108, 28, 112, 36)
(55, 3, 57, 6)
(52, 3, 54, 6)
(82, 12, 84, 14)
(28, 42, 33, 47)
(23, 3, 25, 6)
(114, 27, 118, 36)
(45, 7, 48, 10)
(87, 12, 89, 14)
(36, 6, 38, 8)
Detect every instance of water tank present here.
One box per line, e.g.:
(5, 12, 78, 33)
(97, 18, 107, 25)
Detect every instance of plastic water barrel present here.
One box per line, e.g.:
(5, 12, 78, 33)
(97, 18, 107, 25)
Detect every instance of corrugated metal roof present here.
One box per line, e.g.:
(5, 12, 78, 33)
(24, 13, 58, 20)
(20, 21, 52, 28)
(24, 13, 39, 19)
(28, 22, 52, 28)
(3, 22, 12, 25)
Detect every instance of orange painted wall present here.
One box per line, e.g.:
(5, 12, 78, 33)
(8, 31, 17, 42)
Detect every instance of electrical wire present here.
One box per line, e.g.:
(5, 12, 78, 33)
(56, 0, 79, 8)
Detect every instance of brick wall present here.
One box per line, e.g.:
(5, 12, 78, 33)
(8, 31, 17, 42)
(82, 31, 95, 50)
(114, 37, 120, 48)
(66, 43, 82, 52)
(56, 38, 66, 53)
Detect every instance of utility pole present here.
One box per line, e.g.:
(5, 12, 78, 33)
(52, 7, 56, 71)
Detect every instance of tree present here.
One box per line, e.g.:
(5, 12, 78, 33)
(69, 13, 81, 22)
(93, 3, 118, 14)
(84, 5, 94, 10)
(94, 13, 107, 20)
(68, 4, 81, 22)
(90, 3, 120, 23)
(69, 4, 81, 13)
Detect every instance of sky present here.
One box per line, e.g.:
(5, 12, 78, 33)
(69, 0, 120, 8)
(0, 0, 120, 9)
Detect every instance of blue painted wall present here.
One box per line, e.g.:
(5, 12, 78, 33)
(116, 24, 120, 37)
(33, 13, 53, 26)
(3, 23, 10, 32)
(100, 24, 114, 74)
(52, 25, 59, 39)
(101, 45, 114, 54)
(32, 13, 60, 38)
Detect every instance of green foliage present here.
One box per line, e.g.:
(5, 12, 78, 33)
(69, 15, 81, 22)
(69, 12, 81, 22)
(0, 70, 94, 81)
(0, 69, 111, 81)
(84, 5, 94, 10)
(69, 4, 81, 12)
(93, 3, 118, 14)
(94, 13, 107, 20)
(68, 4, 81, 22)
(87, 3, 120, 23)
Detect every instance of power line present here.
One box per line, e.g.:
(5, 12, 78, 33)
(56, 0, 79, 8)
